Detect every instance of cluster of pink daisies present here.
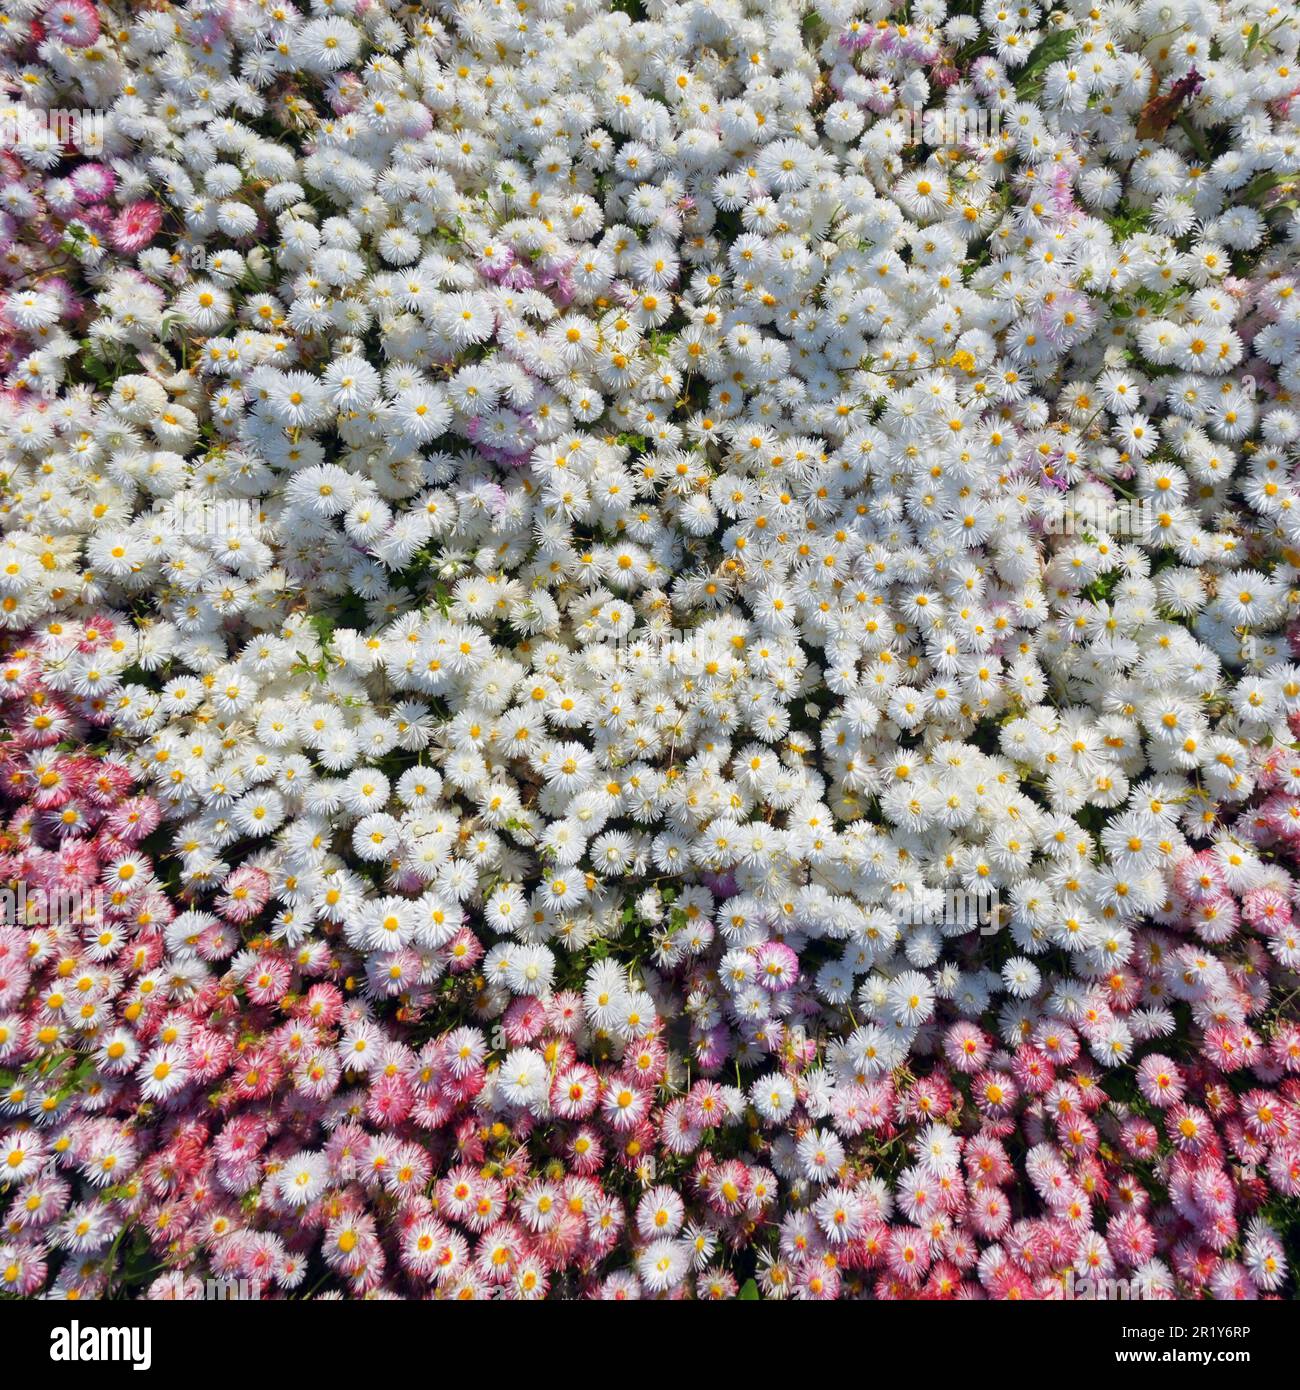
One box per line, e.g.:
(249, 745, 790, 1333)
(0, 626, 1295, 1298)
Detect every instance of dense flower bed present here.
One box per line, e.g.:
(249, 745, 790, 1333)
(1, 0, 1299, 1300)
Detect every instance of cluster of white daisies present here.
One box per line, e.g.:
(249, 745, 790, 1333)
(1, 0, 1299, 1300)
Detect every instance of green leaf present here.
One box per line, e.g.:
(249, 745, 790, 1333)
(1014, 27, 1075, 99)
(738, 1278, 760, 1300)
(1080, 569, 1121, 603)
(1240, 170, 1293, 205)
(1177, 116, 1212, 165)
